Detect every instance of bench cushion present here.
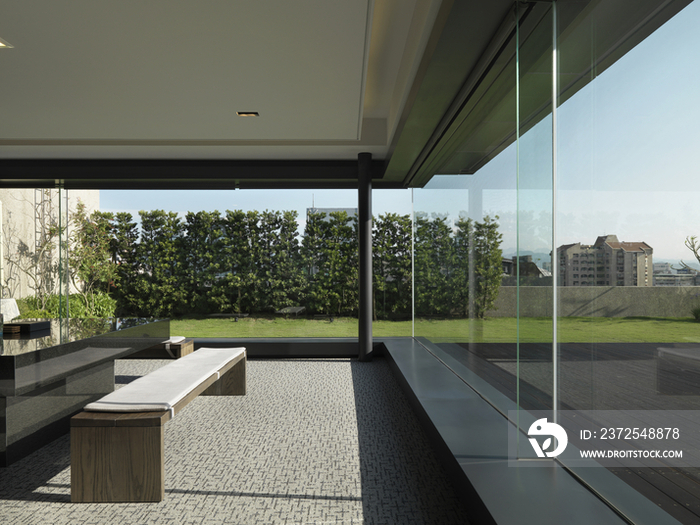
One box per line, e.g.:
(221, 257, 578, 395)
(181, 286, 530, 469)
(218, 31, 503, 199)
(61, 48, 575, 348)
(84, 347, 245, 414)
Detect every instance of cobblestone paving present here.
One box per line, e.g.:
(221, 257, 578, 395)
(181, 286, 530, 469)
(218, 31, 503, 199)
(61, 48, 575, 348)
(0, 358, 471, 524)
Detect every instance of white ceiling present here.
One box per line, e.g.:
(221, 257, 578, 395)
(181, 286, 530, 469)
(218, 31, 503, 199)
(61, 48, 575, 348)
(0, 0, 443, 160)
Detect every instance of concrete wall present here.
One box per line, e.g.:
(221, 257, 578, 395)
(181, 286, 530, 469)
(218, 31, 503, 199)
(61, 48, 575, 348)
(487, 286, 700, 318)
(0, 189, 99, 299)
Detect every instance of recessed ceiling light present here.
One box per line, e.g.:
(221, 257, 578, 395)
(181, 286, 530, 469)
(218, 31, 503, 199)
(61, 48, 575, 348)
(236, 111, 260, 117)
(0, 37, 13, 48)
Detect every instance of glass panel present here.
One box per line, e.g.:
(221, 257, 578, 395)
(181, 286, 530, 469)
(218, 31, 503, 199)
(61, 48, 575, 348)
(516, 2, 554, 420)
(410, 2, 558, 431)
(0, 188, 67, 321)
(413, 164, 515, 334)
(101, 188, 412, 339)
(413, 2, 700, 518)
(372, 189, 413, 337)
(553, 1, 700, 520)
(411, 12, 521, 412)
(412, 176, 475, 340)
(57, 186, 70, 340)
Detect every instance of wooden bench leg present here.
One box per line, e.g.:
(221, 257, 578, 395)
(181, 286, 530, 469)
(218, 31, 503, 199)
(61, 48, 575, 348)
(202, 357, 246, 396)
(71, 424, 165, 503)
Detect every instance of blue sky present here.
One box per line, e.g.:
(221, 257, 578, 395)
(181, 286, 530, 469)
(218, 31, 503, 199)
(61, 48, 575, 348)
(100, 187, 413, 234)
(101, 2, 700, 263)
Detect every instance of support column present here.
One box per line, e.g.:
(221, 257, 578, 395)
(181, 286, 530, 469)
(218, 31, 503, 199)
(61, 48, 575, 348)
(358, 152, 373, 361)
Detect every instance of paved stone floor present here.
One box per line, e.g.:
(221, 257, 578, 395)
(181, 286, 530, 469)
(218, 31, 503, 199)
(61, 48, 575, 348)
(0, 358, 472, 524)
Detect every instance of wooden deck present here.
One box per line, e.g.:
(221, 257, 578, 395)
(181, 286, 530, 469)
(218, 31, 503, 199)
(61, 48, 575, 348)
(439, 342, 700, 525)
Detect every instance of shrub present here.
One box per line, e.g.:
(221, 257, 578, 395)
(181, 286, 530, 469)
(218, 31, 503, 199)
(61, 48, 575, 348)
(87, 292, 118, 318)
(14, 293, 117, 319)
(692, 307, 700, 322)
(16, 297, 50, 319)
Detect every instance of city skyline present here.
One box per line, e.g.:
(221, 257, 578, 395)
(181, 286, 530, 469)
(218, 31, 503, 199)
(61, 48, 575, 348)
(100, 186, 699, 265)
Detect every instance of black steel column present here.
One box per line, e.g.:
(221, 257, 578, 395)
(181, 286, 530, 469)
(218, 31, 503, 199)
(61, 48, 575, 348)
(358, 152, 373, 361)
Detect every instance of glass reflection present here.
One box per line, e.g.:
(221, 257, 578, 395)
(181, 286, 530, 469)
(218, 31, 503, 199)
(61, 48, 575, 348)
(525, 1, 700, 520)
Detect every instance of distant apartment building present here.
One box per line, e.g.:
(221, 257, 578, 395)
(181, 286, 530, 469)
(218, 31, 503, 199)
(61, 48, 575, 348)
(653, 266, 700, 286)
(654, 272, 700, 286)
(557, 235, 652, 287)
(653, 262, 673, 274)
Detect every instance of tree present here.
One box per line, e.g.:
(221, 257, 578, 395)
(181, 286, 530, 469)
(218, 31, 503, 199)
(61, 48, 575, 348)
(133, 210, 186, 317)
(69, 201, 117, 316)
(2, 189, 67, 310)
(453, 216, 473, 317)
(329, 211, 359, 316)
(266, 210, 306, 311)
(414, 213, 456, 316)
(2, 190, 62, 309)
(472, 215, 503, 318)
(301, 211, 329, 314)
(681, 236, 700, 270)
(301, 211, 358, 315)
(211, 209, 257, 314)
(373, 213, 412, 319)
(182, 210, 221, 314)
(100, 205, 503, 321)
(111, 212, 141, 316)
(205, 209, 306, 315)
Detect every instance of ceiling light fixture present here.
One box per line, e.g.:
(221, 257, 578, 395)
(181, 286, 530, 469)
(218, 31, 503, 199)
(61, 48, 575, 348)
(236, 111, 259, 117)
(0, 37, 13, 48)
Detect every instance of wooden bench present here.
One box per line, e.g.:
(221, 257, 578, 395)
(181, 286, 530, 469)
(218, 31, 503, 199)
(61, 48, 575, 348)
(161, 336, 194, 357)
(125, 336, 195, 359)
(70, 347, 246, 503)
(275, 306, 306, 318)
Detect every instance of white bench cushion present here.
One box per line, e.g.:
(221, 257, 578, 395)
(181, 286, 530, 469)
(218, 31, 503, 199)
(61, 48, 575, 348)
(163, 336, 186, 344)
(84, 347, 245, 414)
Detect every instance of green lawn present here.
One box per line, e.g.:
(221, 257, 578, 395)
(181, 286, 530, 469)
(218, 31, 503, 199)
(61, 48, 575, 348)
(170, 316, 700, 343)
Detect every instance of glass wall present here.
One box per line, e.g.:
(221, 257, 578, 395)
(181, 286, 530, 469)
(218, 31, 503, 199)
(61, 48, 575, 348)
(95, 187, 412, 338)
(0, 187, 72, 329)
(97, 188, 365, 337)
(2, 185, 414, 339)
(554, 2, 700, 521)
(413, 1, 700, 521)
(554, 0, 700, 410)
(371, 189, 413, 337)
(411, 1, 556, 417)
(412, 1, 556, 413)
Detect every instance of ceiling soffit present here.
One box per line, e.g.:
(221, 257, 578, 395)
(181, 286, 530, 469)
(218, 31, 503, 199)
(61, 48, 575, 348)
(0, 0, 453, 188)
(0, 158, 392, 190)
(0, 1, 371, 143)
(397, 0, 693, 188)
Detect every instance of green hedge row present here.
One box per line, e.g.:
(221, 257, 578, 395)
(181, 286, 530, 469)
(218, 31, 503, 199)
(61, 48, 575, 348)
(75, 208, 502, 319)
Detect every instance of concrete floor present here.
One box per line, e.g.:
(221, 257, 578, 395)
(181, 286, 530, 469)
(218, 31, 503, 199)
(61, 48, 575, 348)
(0, 357, 471, 524)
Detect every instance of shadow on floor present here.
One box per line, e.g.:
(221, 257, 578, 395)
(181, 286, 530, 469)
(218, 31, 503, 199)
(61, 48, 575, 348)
(351, 357, 472, 525)
(0, 434, 71, 503)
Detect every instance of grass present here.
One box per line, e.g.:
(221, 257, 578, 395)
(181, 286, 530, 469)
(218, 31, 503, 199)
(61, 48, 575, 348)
(170, 315, 700, 343)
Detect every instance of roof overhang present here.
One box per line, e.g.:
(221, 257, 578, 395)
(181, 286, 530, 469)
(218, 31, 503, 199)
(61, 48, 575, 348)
(0, 0, 691, 189)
